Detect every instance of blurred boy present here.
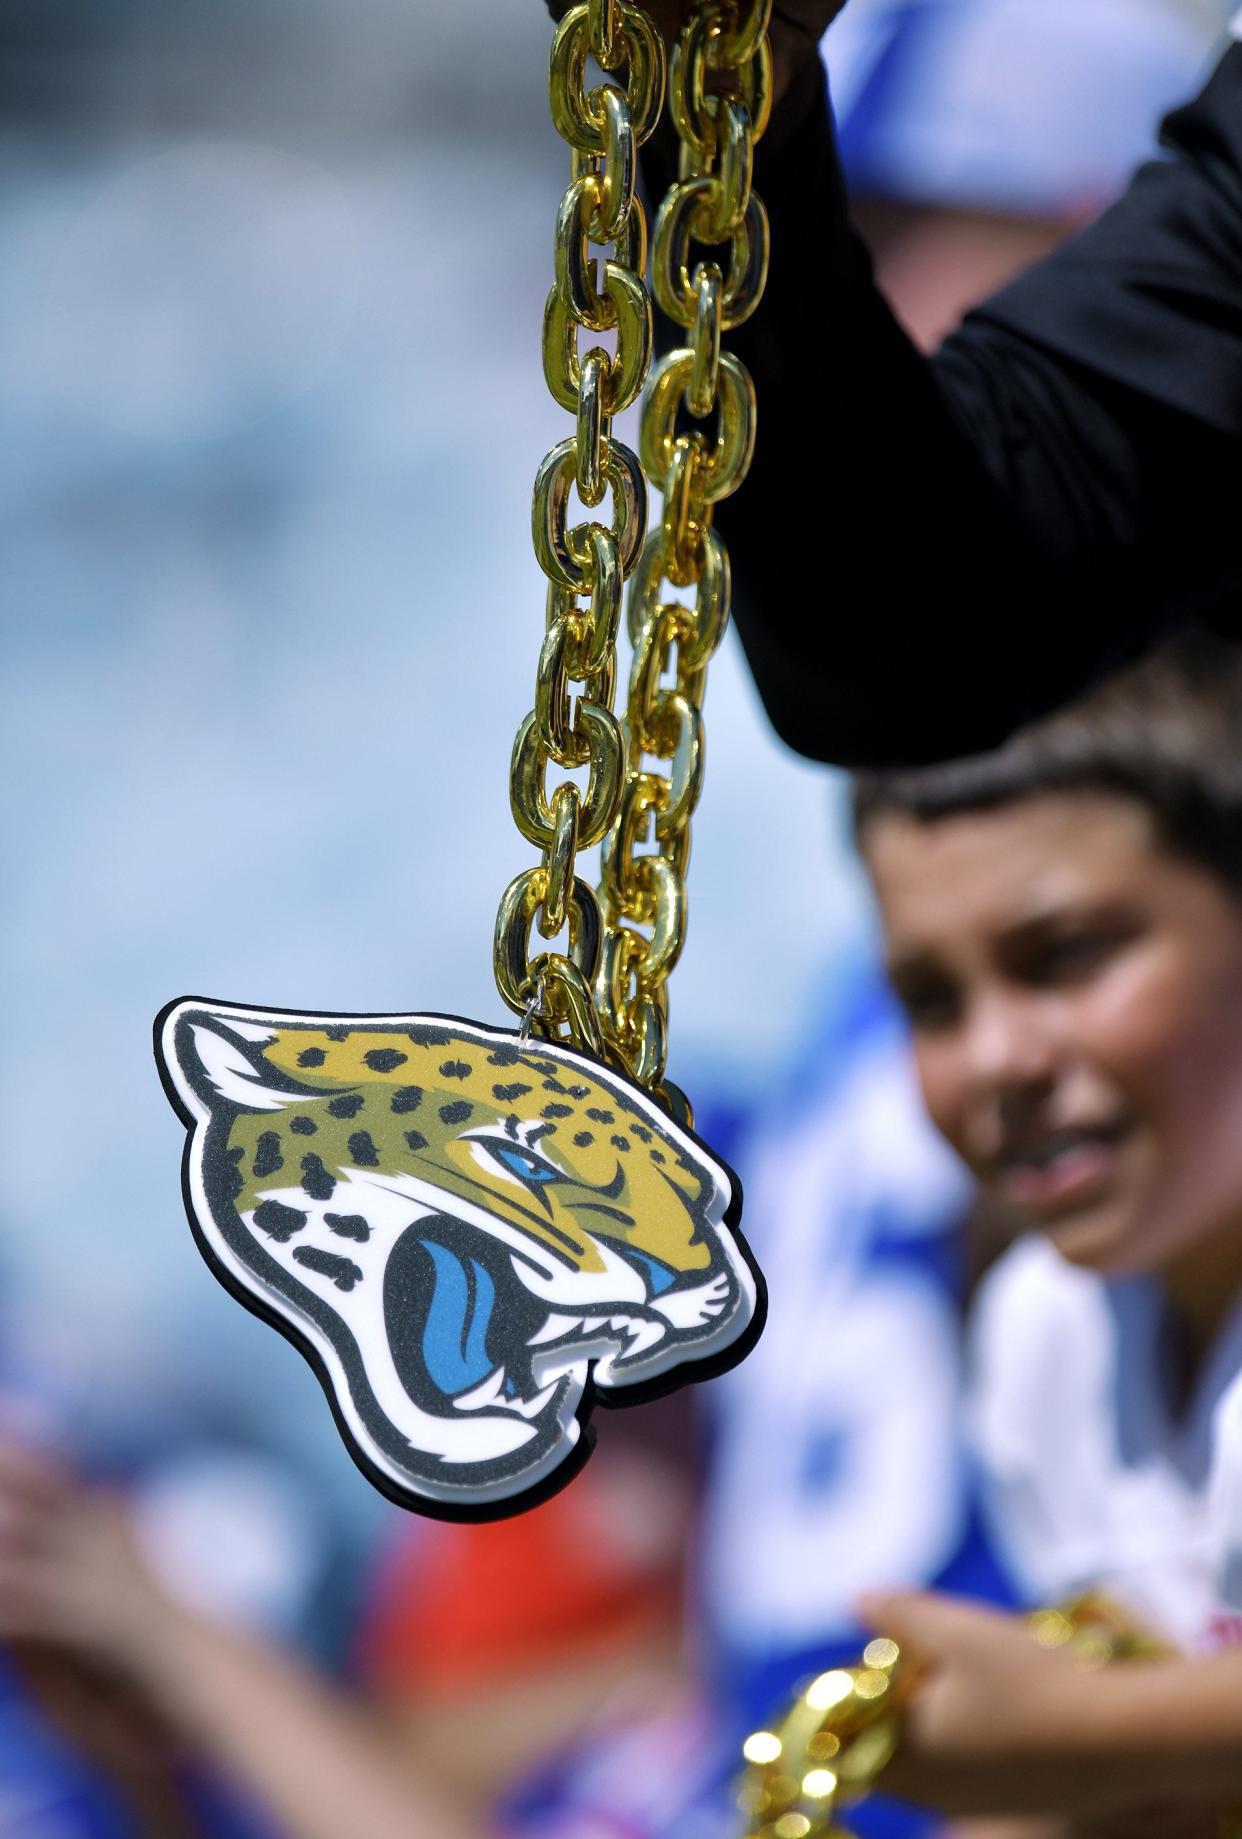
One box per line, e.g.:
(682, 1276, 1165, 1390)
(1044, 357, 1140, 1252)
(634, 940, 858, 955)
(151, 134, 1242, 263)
(851, 631, 1242, 1830)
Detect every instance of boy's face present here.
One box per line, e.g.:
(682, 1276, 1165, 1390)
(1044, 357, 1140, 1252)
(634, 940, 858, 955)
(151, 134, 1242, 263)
(863, 791, 1242, 1276)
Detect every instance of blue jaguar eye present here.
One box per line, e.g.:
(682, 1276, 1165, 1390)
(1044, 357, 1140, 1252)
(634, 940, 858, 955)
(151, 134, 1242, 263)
(493, 1143, 559, 1185)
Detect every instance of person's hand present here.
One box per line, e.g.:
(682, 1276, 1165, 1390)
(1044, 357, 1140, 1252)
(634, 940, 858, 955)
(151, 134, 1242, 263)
(856, 1592, 1111, 1821)
(858, 1592, 1226, 1829)
(1073, 1811, 1226, 1838)
(864, 1594, 1240, 1836)
(543, 1, 844, 111)
(0, 1433, 207, 1807)
(626, 1, 845, 58)
(0, 1437, 180, 1676)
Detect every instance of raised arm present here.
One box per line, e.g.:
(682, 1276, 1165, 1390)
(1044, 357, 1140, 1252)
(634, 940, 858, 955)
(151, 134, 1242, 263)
(0, 1440, 477, 1839)
(710, 40, 1242, 765)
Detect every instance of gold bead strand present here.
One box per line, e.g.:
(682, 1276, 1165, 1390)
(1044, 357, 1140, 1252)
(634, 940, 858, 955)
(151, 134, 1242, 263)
(738, 1640, 905, 1839)
(495, 4, 666, 1061)
(596, 0, 772, 1098)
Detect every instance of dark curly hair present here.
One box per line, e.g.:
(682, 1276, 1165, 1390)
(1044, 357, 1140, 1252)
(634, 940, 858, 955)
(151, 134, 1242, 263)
(852, 630, 1242, 895)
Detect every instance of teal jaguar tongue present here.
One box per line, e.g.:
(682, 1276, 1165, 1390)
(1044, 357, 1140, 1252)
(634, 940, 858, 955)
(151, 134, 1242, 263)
(420, 1240, 497, 1397)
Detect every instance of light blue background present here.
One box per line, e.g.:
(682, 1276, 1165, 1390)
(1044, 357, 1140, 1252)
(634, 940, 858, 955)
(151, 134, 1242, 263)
(0, 0, 868, 1502)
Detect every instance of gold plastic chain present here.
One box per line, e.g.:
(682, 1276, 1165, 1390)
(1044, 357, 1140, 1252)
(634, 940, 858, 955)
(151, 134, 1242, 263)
(495, 0, 663, 1073)
(599, 0, 771, 1094)
(737, 1598, 1242, 1839)
(495, 0, 771, 1109)
(739, 1637, 904, 1839)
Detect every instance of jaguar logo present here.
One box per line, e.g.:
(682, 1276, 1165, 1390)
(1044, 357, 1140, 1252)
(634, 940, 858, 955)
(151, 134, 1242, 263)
(156, 999, 762, 1517)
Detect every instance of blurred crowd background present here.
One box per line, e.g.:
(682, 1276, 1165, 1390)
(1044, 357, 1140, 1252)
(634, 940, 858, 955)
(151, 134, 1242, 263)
(0, 1, 1234, 1833)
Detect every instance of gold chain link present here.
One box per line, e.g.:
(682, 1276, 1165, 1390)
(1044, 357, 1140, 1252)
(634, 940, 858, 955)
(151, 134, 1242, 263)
(739, 1599, 1242, 1838)
(497, 0, 770, 1108)
(738, 1638, 905, 1839)
(496, 2, 665, 1059)
(596, 0, 772, 1096)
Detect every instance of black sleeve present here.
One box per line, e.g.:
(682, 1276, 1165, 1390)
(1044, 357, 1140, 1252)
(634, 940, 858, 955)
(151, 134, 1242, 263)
(684, 42, 1242, 767)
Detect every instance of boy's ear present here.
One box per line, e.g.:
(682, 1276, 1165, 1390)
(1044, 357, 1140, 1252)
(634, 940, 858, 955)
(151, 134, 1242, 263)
(162, 1002, 289, 1115)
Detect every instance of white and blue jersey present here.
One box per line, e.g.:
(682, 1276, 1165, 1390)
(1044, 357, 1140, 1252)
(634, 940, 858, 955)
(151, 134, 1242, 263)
(972, 1236, 1242, 1653)
(695, 968, 1013, 1839)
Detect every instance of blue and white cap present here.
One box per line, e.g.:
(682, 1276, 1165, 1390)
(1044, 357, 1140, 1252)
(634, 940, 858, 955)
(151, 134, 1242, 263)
(826, 0, 1234, 215)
